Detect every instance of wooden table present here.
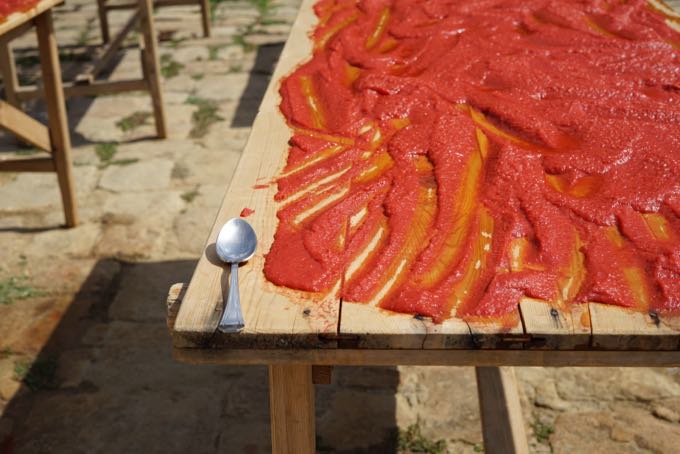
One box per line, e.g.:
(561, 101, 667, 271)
(2, 0, 167, 140)
(0, 0, 78, 226)
(167, 1, 680, 452)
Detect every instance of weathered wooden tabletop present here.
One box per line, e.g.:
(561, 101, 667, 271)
(171, 0, 680, 362)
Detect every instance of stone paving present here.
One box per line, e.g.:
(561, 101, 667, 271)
(1, 0, 680, 453)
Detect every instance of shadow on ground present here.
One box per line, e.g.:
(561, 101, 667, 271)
(0, 259, 399, 454)
(231, 43, 285, 128)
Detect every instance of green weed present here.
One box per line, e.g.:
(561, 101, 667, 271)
(0, 277, 44, 305)
(232, 34, 255, 53)
(95, 142, 118, 164)
(116, 111, 152, 132)
(181, 189, 200, 203)
(398, 418, 447, 454)
(531, 419, 554, 444)
(161, 54, 185, 79)
(186, 95, 224, 138)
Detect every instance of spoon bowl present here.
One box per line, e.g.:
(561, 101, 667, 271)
(215, 218, 257, 333)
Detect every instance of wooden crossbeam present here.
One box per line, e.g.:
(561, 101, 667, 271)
(0, 100, 51, 151)
(0, 157, 54, 172)
(0, 21, 32, 46)
(76, 10, 140, 82)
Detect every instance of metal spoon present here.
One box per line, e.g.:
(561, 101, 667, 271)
(215, 218, 257, 333)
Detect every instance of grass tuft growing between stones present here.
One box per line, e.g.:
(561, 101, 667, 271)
(95, 142, 118, 163)
(95, 143, 138, 168)
(116, 111, 152, 132)
(531, 419, 554, 444)
(161, 53, 185, 79)
(0, 276, 44, 305)
(232, 34, 255, 53)
(14, 356, 59, 391)
(398, 418, 447, 454)
(181, 189, 200, 203)
(186, 95, 224, 138)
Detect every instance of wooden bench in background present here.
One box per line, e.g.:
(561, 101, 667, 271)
(0, 0, 79, 227)
(97, 0, 211, 42)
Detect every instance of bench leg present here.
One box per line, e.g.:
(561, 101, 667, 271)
(199, 0, 211, 38)
(97, 0, 111, 43)
(0, 41, 20, 108)
(138, 0, 168, 139)
(475, 366, 529, 454)
(268, 364, 315, 454)
(35, 10, 79, 228)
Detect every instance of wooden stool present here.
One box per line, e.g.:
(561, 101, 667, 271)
(97, 0, 211, 43)
(0, 0, 79, 227)
(3, 0, 167, 139)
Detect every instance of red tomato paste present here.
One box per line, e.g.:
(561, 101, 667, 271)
(264, 0, 680, 322)
(240, 207, 255, 217)
(0, 0, 41, 22)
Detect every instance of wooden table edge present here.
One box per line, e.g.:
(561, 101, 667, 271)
(171, 346, 680, 367)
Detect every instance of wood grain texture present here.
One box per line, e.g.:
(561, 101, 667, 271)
(173, 346, 680, 367)
(519, 298, 591, 349)
(173, 0, 341, 349)
(589, 303, 680, 350)
(0, 100, 51, 151)
(36, 9, 79, 227)
(476, 367, 529, 454)
(269, 365, 316, 454)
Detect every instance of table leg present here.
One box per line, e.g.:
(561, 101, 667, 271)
(138, 0, 168, 139)
(35, 10, 79, 227)
(0, 41, 20, 108)
(199, 0, 211, 38)
(97, 0, 111, 43)
(475, 366, 529, 454)
(268, 364, 315, 454)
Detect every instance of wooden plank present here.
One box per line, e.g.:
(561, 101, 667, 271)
(589, 303, 680, 350)
(519, 298, 591, 349)
(339, 302, 473, 349)
(173, 0, 341, 348)
(269, 365, 316, 454)
(0, 156, 53, 172)
(476, 367, 529, 454)
(36, 9, 79, 227)
(0, 100, 51, 151)
(173, 347, 680, 367)
(311, 365, 332, 384)
(0, 0, 63, 37)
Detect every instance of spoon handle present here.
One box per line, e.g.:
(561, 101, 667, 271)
(218, 262, 245, 333)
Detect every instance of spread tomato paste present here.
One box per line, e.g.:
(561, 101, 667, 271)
(264, 0, 680, 322)
(0, 0, 41, 22)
